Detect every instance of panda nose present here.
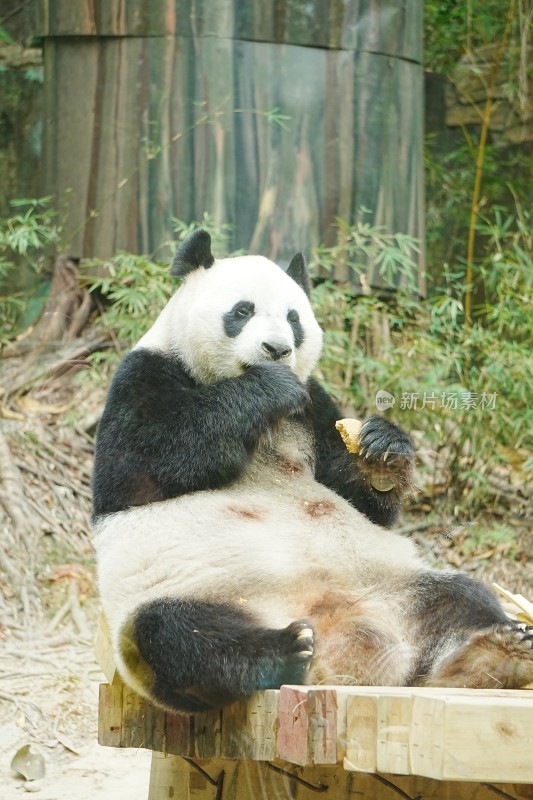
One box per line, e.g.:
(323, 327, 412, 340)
(262, 341, 292, 360)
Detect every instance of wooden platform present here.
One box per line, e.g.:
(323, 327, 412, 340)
(96, 619, 533, 799)
(98, 679, 533, 798)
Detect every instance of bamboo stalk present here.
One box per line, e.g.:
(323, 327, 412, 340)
(463, 2, 514, 334)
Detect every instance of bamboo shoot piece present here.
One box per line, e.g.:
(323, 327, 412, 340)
(335, 418, 362, 454)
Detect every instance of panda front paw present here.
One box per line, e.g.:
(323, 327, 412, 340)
(246, 363, 310, 420)
(357, 416, 414, 493)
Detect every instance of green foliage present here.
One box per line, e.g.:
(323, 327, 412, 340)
(171, 213, 234, 259)
(457, 522, 518, 559)
(424, 0, 525, 73)
(311, 214, 532, 514)
(313, 215, 420, 293)
(0, 198, 61, 342)
(424, 0, 468, 73)
(80, 214, 234, 359)
(82, 252, 173, 346)
(425, 141, 531, 267)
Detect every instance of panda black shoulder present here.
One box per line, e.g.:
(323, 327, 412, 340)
(104, 347, 195, 410)
(92, 348, 197, 517)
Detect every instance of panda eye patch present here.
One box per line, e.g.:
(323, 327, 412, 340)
(223, 301, 255, 338)
(287, 308, 304, 348)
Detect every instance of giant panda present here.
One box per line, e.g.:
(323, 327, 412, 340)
(92, 230, 533, 713)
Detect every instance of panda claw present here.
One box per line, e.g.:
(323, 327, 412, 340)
(297, 627, 314, 641)
(284, 620, 314, 659)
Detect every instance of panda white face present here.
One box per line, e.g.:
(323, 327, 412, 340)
(137, 255, 324, 384)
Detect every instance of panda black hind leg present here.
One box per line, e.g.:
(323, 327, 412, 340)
(120, 598, 314, 713)
(408, 571, 533, 689)
(423, 622, 533, 689)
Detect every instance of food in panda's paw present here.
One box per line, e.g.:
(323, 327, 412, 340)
(355, 416, 415, 494)
(368, 473, 396, 492)
(335, 418, 362, 454)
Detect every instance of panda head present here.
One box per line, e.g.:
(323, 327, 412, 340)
(137, 230, 323, 384)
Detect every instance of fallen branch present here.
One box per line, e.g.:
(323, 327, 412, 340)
(0, 431, 28, 533)
(68, 581, 91, 641)
(0, 335, 109, 402)
(393, 519, 436, 537)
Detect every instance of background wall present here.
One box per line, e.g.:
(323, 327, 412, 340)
(37, 0, 425, 291)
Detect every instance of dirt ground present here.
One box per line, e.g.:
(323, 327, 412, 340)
(0, 596, 152, 799)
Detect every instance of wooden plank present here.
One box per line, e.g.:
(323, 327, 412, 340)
(342, 695, 377, 773)
(375, 694, 413, 775)
(277, 686, 311, 765)
(148, 752, 189, 800)
(121, 685, 153, 749)
(410, 694, 533, 783)
(193, 710, 222, 759)
(98, 683, 123, 748)
(164, 711, 195, 758)
(277, 686, 338, 766)
(93, 614, 120, 685)
(220, 691, 279, 760)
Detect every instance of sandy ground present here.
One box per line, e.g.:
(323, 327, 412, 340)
(2, 740, 152, 800)
(0, 620, 152, 799)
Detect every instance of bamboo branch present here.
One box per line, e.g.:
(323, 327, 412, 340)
(463, 3, 514, 337)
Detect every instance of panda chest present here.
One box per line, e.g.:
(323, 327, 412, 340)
(251, 418, 316, 483)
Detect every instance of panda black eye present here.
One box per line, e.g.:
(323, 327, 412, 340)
(287, 309, 299, 324)
(235, 302, 254, 318)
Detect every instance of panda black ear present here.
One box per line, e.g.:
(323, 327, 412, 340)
(170, 230, 215, 277)
(286, 253, 311, 297)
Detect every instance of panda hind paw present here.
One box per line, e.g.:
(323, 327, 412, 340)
(505, 621, 533, 649)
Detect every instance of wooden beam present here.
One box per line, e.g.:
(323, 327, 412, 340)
(277, 686, 337, 766)
(148, 753, 189, 800)
(94, 613, 120, 685)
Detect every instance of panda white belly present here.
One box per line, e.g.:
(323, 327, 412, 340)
(94, 471, 422, 610)
(94, 432, 426, 699)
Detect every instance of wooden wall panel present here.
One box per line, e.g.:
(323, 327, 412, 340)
(41, 1, 424, 289)
(40, 1, 422, 62)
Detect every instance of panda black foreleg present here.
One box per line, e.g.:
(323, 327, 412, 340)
(308, 380, 414, 527)
(126, 598, 314, 712)
(93, 355, 311, 515)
